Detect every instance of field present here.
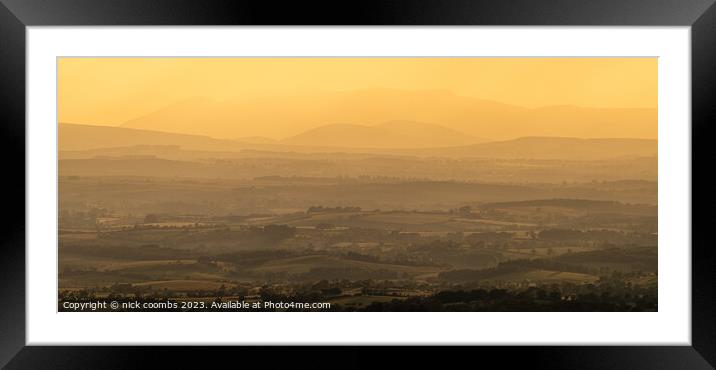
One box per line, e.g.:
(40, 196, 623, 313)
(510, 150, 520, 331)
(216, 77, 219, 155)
(58, 131, 658, 311)
(60, 182, 658, 311)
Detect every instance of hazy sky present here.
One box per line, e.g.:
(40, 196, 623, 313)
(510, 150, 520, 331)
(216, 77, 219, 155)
(59, 57, 657, 128)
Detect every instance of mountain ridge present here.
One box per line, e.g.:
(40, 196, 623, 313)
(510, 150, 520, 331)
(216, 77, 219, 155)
(119, 89, 656, 140)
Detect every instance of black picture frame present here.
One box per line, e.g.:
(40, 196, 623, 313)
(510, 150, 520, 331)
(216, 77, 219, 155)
(1, 0, 714, 368)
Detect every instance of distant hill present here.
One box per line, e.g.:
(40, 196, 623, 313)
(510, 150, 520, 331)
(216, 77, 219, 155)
(60, 123, 656, 160)
(119, 89, 656, 140)
(375, 120, 487, 146)
(282, 123, 401, 148)
(58, 122, 242, 152)
(408, 136, 657, 160)
(235, 136, 279, 144)
(61, 122, 483, 153)
(281, 121, 484, 148)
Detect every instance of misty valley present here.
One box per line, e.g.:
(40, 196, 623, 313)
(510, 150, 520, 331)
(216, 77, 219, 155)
(58, 123, 657, 312)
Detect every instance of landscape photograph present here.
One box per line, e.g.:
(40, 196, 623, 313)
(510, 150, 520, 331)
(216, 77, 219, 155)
(57, 57, 658, 312)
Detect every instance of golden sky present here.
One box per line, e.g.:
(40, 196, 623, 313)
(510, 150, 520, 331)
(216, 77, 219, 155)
(58, 57, 657, 139)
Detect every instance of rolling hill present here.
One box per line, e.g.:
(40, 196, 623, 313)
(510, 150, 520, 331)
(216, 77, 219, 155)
(59, 122, 241, 152)
(408, 136, 657, 160)
(375, 120, 487, 146)
(60, 123, 656, 160)
(281, 121, 485, 148)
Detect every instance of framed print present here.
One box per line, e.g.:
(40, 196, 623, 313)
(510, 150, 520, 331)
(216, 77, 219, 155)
(1, 0, 715, 368)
